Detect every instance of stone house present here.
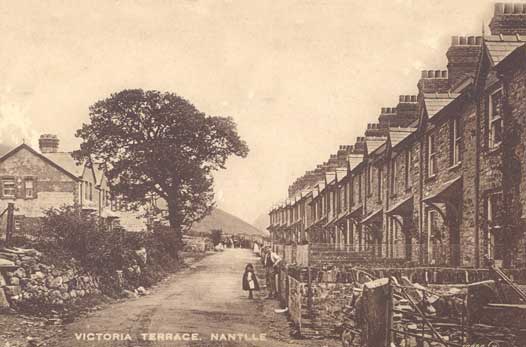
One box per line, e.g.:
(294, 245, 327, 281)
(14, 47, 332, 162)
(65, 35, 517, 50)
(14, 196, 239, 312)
(384, 127, 417, 262)
(0, 134, 149, 236)
(0, 135, 99, 235)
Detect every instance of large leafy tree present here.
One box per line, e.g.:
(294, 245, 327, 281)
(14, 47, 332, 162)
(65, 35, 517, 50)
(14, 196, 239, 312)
(73, 89, 249, 244)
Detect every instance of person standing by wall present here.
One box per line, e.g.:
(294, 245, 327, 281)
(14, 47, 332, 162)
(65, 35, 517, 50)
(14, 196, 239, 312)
(242, 263, 260, 299)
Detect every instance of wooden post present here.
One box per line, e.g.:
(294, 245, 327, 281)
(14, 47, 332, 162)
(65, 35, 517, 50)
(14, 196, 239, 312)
(5, 203, 15, 247)
(386, 278, 393, 347)
(307, 265, 312, 317)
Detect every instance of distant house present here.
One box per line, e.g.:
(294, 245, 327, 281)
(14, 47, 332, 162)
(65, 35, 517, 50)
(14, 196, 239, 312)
(0, 134, 147, 234)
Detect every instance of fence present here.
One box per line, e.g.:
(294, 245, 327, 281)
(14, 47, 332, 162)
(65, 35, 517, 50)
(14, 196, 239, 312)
(274, 242, 520, 270)
(332, 270, 525, 346)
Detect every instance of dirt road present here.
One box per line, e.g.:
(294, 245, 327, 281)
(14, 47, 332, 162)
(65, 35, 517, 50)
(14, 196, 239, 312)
(49, 248, 338, 347)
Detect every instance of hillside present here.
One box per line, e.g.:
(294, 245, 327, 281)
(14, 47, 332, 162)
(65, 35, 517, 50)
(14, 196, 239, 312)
(190, 208, 268, 238)
(253, 213, 269, 233)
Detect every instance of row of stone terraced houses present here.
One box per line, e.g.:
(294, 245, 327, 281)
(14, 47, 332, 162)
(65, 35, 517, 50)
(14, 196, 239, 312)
(268, 3, 526, 269)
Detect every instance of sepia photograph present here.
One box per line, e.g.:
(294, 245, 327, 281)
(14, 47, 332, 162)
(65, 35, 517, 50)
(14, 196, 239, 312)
(0, 0, 526, 346)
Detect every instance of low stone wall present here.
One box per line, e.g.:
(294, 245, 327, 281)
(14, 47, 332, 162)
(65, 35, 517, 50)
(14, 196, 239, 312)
(284, 265, 526, 339)
(0, 248, 101, 310)
(304, 282, 356, 338)
(278, 268, 288, 306)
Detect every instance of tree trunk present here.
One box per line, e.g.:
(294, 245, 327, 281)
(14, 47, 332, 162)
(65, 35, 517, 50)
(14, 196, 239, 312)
(167, 197, 184, 259)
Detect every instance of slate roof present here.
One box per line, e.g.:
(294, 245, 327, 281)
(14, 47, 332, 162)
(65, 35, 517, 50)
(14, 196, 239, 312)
(389, 128, 416, 147)
(423, 93, 461, 119)
(485, 35, 526, 66)
(365, 137, 387, 155)
(43, 152, 85, 178)
(335, 168, 348, 182)
(348, 153, 364, 170)
(325, 171, 336, 185)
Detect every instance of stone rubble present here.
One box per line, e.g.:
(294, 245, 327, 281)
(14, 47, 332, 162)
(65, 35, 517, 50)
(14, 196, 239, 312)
(0, 247, 101, 311)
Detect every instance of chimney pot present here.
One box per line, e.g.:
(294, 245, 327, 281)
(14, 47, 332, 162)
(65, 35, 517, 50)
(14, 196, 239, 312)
(39, 134, 60, 154)
(467, 36, 475, 45)
(442, 70, 448, 78)
(459, 36, 467, 45)
(399, 95, 405, 102)
(495, 2, 504, 14)
(421, 70, 427, 78)
(476, 36, 483, 45)
(411, 95, 417, 102)
(404, 95, 410, 102)
(504, 3, 513, 13)
(516, 3, 524, 13)
(451, 36, 459, 46)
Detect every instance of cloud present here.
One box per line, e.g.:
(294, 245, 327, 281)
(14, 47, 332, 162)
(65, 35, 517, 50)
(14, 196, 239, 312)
(0, 88, 40, 148)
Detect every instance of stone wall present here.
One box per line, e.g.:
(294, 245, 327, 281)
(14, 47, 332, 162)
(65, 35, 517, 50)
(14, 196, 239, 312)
(502, 61, 526, 268)
(300, 282, 356, 338)
(0, 248, 100, 311)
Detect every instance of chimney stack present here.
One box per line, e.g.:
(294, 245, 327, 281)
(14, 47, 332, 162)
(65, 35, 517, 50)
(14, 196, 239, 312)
(365, 122, 385, 136)
(490, 3, 526, 35)
(447, 35, 482, 88)
(354, 137, 366, 153)
(418, 70, 449, 94)
(39, 134, 59, 154)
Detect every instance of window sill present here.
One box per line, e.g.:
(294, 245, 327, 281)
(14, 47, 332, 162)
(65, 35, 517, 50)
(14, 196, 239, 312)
(487, 144, 502, 155)
(448, 162, 462, 172)
(425, 174, 437, 183)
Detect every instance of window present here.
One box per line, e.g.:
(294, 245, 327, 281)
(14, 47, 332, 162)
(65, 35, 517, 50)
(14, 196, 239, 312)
(358, 174, 362, 203)
(89, 182, 93, 201)
(84, 181, 88, 200)
(427, 209, 440, 264)
(486, 192, 504, 260)
(367, 166, 372, 195)
(427, 133, 437, 177)
(2, 178, 15, 198)
(390, 158, 397, 196)
(377, 167, 382, 202)
(24, 178, 34, 199)
(350, 179, 354, 206)
(488, 88, 503, 149)
(405, 150, 412, 189)
(451, 117, 462, 165)
(343, 183, 348, 210)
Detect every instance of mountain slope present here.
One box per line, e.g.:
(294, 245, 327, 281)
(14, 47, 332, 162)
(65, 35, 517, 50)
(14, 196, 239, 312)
(253, 213, 269, 233)
(190, 208, 268, 237)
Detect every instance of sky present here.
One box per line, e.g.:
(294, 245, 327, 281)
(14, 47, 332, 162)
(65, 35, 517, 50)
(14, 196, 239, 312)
(0, 0, 506, 225)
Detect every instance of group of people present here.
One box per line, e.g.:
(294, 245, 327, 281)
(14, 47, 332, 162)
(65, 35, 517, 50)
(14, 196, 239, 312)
(242, 244, 282, 300)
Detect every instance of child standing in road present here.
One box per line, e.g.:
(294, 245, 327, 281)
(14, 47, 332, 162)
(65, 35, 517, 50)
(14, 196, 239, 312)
(242, 263, 260, 299)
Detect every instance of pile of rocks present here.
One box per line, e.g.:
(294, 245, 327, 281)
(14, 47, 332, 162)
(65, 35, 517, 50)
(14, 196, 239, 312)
(0, 247, 101, 311)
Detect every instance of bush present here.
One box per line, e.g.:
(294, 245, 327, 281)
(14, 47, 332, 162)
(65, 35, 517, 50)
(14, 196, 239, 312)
(37, 205, 181, 295)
